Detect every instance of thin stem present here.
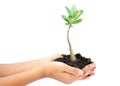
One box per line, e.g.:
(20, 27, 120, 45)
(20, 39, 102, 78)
(67, 25, 76, 61)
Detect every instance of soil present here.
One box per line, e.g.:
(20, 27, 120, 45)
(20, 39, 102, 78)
(54, 53, 93, 69)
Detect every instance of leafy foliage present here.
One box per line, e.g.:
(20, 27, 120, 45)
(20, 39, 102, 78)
(62, 5, 83, 26)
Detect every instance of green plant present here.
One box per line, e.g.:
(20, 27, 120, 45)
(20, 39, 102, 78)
(61, 5, 83, 61)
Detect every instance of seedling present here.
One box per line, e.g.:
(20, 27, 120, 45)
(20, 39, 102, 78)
(61, 5, 83, 61)
(55, 5, 94, 69)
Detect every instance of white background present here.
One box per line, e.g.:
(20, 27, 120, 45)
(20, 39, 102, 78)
(0, 0, 120, 86)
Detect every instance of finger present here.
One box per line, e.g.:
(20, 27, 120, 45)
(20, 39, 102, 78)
(89, 63, 96, 69)
(76, 75, 85, 80)
(82, 72, 94, 80)
(76, 74, 91, 80)
(84, 70, 95, 77)
(83, 63, 96, 71)
(82, 76, 91, 80)
(77, 70, 95, 80)
(63, 65, 84, 76)
(90, 73, 95, 76)
(84, 69, 95, 76)
(85, 71, 94, 77)
(82, 63, 96, 75)
(76, 63, 96, 80)
(89, 71, 95, 76)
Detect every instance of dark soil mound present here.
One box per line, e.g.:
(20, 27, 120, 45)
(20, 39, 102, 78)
(54, 53, 93, 69)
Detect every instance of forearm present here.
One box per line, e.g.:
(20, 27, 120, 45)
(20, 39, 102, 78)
(0, 66, 44, 86)
(0, 56, 51, 77)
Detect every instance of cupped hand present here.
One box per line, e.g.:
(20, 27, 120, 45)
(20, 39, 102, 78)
(42, 61, 96, 84)
(77, 63, 96, 80)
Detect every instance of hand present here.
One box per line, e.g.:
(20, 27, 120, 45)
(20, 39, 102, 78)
(78, 63, 96, 80)
(0, 54, 95, 86)
(42, 62, 96, 84)
(50, 54, 96, 80)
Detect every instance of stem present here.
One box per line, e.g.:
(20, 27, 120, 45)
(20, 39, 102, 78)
(67, 25, 76, 61)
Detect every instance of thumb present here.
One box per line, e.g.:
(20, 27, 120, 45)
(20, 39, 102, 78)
(64, 65, 84, 76)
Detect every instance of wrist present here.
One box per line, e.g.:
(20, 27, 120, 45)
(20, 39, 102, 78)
(41, 63, 53, 78)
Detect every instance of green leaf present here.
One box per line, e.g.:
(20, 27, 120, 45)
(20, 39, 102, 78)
(61, 15, 70, 23)
(73, 10, 83, 19)
(71, 5, 76, 13)
(73, 10, 79, 18)
(65, 23, 70, 25)
(73, 19, 82, 24)
(78, 10, 83, 17)
(71, 5, 77, 16)
(65, 6, 72, 17)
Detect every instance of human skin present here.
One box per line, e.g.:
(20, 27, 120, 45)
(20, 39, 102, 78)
(0, 54, 60, 77)
(0, 54, 96, 86)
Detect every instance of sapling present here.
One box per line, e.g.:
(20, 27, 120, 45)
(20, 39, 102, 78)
(61, 5, 83, 62)
(55, 5, 94, 69)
